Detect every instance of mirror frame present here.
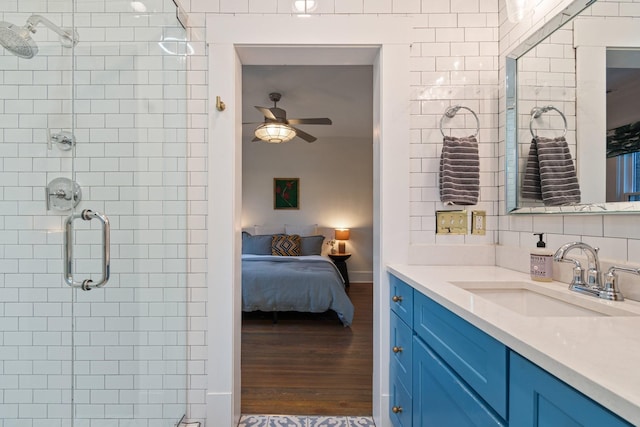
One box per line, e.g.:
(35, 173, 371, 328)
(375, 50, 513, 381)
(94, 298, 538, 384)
(505, 0, 607, 214)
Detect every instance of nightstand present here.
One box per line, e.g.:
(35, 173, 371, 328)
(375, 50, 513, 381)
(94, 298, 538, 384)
(328, 252, 351, 288)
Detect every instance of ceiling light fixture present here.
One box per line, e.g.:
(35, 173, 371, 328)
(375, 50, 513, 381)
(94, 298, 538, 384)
(131, 1, 147, 12)
(254, 123, 297, 143)
(293, 0, 317, 16)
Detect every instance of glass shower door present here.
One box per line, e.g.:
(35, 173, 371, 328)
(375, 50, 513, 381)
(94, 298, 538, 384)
(0, 1, 188, 426)
(0, 5, 78, 425)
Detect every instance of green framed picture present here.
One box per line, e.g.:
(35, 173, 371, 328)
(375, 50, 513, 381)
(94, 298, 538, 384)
(274, 178, 299, 209)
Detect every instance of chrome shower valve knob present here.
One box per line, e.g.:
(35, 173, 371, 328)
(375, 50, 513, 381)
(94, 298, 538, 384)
(46, 177, 81, 211)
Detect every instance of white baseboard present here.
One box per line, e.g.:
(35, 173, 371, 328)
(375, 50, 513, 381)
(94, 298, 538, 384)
(350, 270, 373, 283)
(206, 392, 236, 427)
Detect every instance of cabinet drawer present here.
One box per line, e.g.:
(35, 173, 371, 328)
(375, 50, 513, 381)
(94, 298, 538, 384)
(413, 291, 508, 419)
(390, 374, 412, 427)
(413, 336, 506, 427)
(390, 310, 413, 391)
(510, 352, 633, 427)
(390, 275, 413, 325)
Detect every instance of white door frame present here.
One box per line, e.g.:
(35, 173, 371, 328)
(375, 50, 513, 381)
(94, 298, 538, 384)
(206, 15, 411, 427)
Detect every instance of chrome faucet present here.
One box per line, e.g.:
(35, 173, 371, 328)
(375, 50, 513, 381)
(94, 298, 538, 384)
(553, 242, 603, 298)
(602, 266, 640, 301)
(554, 242, 640, 301)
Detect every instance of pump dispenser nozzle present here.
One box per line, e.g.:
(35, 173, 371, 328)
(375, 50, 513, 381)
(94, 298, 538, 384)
(534, 233, 546, 248)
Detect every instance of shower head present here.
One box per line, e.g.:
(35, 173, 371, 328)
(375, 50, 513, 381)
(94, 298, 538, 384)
(0, 15, 79, 59)
(0, 21, 38, 59)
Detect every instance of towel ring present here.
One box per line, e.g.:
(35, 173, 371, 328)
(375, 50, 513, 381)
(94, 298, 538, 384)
(440, 105, 480, 138)
(529, 105, 568, 138)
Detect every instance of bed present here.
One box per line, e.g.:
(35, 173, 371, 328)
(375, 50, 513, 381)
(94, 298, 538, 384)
(241, 231, 354, 326)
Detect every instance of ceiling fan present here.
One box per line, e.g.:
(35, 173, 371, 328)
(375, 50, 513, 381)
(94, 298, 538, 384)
(248, 92, 332, 143)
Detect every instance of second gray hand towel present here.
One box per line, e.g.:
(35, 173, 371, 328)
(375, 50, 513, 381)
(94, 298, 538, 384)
(439, 135, 479, 205)
(522, 136, 581, 206)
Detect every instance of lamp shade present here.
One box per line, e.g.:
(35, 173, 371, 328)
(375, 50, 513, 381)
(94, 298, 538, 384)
(335, 229, 350, 240)
(254, 123, 297, 143)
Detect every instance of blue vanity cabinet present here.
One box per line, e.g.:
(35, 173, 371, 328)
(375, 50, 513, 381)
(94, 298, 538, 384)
(389, 274, 507, 427)
(388, 273, 632, 427)
(389, 275, 414, 426)
(509, 352, 633, 427)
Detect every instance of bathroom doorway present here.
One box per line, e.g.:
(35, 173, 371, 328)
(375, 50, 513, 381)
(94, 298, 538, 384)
(240, 64, 374, 414)
(206, 14, 412, 426)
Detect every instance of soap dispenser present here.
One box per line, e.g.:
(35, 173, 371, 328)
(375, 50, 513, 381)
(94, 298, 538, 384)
(530, 233, 553, 282)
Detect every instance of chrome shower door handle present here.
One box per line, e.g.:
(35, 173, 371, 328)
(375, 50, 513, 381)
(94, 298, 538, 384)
(64, 209, 110, 290)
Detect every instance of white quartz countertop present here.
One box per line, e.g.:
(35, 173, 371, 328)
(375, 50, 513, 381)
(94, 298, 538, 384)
(387, 264, 640, 425)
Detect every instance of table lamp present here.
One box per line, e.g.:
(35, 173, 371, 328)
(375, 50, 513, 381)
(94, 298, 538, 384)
(334, 228, 350, 254)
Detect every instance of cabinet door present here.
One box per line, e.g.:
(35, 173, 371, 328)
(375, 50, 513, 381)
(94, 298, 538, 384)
(413, 291, 508, 419)
(510, 352, 633, 427)
(390, 274, 413, 325)
(390, 310, 413, 391)
(413, 336, 506, 427)
(390, 375, 412, 427)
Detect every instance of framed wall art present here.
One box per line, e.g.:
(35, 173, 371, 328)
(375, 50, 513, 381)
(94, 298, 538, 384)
(274, 178, 299, 209)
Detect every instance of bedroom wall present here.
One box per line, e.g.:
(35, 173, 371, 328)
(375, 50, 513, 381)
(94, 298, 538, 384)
(242, 135, 374, 282)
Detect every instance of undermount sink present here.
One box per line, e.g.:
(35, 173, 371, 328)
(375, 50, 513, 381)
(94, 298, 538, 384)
(449, 281, 640, 317)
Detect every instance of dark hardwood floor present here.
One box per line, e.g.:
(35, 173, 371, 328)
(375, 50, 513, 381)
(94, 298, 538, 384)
(241, 282, 373, 415)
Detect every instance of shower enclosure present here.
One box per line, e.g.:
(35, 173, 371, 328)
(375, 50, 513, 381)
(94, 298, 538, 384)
(0, 0, 189, 425)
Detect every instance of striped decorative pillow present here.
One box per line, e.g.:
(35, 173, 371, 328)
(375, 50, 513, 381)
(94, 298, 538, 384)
(271, 234, 301, 256)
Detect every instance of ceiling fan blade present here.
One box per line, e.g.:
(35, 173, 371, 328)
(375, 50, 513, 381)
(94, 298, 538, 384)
(270, 107, 287, 120)
(291, 126, 317, 143)
(254, 106, 277, 120)
(287, 118, 332, 125)
(243, 122, 261, 125)
(251, 136, 262, 142)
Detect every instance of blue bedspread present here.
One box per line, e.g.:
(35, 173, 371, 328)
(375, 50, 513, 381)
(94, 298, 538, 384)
(241, 255, 355, 326)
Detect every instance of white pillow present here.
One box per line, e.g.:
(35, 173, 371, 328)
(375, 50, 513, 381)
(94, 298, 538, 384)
(285, 223, 318, 237)
(254, 224, 286, 235)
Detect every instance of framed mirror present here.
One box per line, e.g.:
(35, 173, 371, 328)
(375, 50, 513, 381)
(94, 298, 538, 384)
(505, 0, 640, 214)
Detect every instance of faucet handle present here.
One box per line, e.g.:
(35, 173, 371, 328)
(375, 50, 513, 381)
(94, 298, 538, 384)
(602, 266, 640, 301)
(568, 264, 587, 291)
(554, 257, 586, 286)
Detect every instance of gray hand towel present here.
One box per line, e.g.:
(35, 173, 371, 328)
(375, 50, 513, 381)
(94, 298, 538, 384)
(521, 139, 543, 201)
(521, 136, 581, 206)
(439, 135, 480, 205)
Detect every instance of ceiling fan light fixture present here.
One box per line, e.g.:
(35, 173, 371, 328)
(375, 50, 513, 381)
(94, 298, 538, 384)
(255, 123, 297, 143)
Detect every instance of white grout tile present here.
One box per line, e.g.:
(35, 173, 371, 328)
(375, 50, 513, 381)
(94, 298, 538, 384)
(364, 0, 392, 13)
(335, 0, 363, 13)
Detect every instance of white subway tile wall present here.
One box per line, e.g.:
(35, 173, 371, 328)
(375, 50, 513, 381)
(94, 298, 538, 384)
(0, 1, 189, 426)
